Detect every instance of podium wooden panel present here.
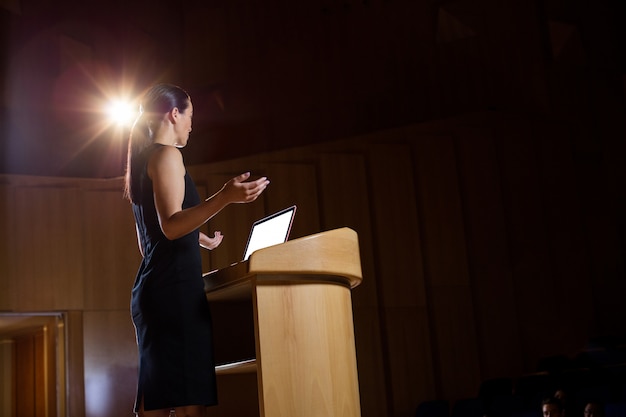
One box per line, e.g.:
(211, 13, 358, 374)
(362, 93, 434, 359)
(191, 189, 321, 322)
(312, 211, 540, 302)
(204, 227, 363, 417)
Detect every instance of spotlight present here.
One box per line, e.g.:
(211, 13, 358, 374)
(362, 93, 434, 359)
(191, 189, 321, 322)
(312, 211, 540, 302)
(106, 99, 136, 127)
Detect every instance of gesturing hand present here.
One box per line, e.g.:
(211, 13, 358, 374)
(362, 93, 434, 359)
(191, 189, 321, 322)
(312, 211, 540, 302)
(199, 231, 223, 250)
(221, 172, 270, 204)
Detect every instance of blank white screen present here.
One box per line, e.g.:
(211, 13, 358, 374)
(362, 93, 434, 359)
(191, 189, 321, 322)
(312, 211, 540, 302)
(243, 209, 294, 261)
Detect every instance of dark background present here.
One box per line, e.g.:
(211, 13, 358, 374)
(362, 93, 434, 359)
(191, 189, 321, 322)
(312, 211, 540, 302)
(2, 0, 623, 178)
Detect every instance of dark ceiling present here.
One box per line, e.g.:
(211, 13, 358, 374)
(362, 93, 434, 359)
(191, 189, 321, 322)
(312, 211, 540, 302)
(1, 0, 624, 178)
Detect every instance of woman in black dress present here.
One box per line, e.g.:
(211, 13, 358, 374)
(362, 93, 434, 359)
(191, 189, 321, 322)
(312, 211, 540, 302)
(124, 83, 269, 417)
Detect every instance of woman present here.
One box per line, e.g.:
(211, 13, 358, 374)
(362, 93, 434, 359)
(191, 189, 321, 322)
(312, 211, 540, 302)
(124, 83, 269, 417)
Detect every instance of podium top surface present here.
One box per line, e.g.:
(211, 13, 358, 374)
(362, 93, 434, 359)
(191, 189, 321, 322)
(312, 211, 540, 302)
(204, 227, 363, 296)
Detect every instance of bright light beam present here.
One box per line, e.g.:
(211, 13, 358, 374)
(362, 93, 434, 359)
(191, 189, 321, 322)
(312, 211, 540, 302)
(106, 99, 136, 127)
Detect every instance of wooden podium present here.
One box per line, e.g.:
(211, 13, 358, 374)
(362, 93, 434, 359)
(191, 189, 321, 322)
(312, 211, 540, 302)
(203, 227, 363, 417)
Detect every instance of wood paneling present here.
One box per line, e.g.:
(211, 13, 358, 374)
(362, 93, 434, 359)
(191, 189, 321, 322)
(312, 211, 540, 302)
(83, 189, 141, 310)
(454, 126, 523, 380)
(412, 134, 480, 401)
(385, 306, 436, 415)
(0, 184, 16, 311)
(495, 123, 559, 370)
(367, 143, 437, 414)
(412, 134, 472, 287)
(368, 144, 427, 307)
(65, 311, 85, 417)
(12, 186, 84, 311)
(535, 122, 594, 353)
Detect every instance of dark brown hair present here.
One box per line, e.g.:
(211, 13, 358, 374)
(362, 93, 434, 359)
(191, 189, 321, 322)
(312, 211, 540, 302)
(124, 84, 191, 202)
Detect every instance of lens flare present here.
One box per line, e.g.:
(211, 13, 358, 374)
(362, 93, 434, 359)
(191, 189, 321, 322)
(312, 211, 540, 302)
(106, 99, 136, 127)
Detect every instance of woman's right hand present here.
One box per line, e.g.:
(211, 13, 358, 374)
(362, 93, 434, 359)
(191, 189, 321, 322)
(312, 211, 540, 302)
(220, 172, 270, 204)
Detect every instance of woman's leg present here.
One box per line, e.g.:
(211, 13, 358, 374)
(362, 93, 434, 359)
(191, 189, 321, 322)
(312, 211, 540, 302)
(135, 396, 172, 417)
(136, 409, 171, 417)
(173, 405, 208, 417)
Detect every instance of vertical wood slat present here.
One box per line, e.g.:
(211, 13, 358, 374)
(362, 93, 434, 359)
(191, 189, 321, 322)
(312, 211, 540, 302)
(83, 190, 141, 311)
(0, 184, 16, 311)
(568, 123, 626, 335)
(65, 311, 85, 417)
(495, 123, 559, 370)
(367, 143, 426, 307)
(384, 307, 437, 414)
(12, 186, 84, 311)
(536, 122, 594, 353)
(367, 143, 437, 414)
(412, 134, 481, 401)
(454, 126, 523, 380)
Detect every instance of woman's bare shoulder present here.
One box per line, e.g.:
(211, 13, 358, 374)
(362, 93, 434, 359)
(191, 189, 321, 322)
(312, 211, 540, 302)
(148, 145, 184, 177)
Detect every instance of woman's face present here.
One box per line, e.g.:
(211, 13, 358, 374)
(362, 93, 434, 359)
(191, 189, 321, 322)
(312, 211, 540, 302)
(174, 100, 193, 147)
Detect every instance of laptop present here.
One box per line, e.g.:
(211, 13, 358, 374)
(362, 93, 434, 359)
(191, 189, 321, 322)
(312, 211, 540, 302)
(242, 205, 297, 261)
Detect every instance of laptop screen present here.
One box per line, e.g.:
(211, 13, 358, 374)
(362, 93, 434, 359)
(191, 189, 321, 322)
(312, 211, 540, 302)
(243, 205, 297, 261)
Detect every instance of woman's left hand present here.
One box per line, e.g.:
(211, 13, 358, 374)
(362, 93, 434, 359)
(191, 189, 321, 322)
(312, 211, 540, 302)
(199, 231, 224, 250)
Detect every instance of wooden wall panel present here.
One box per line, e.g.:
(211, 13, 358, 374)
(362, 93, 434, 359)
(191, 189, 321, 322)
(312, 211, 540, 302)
(65, 311, 85, 417)
(367, 144, 436, 413)
(536, 123, 593, 353)
(83, 189, 141, 310)
(351, 307, 390, 417)
(454, 126, 523, 380)
(412, 134, 480, 400)
(412, 135, 473, 287)
(367, 144, 426, 307)
(385, 306, 436, 415)
(318, 152, 389, 417)
(12, 186, 84, 311)
(0, 184, 17, 310)
(83, 310, 138, 417)
(568, 124, 626, 336)
(495, 124, 559, 371)
(429, 287, 482, 400)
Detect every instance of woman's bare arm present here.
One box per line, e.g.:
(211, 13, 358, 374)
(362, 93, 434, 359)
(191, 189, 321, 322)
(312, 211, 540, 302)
(149, 145, 269, 240)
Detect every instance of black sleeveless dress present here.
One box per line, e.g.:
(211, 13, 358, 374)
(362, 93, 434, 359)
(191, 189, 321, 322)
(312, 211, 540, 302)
(130, 144, 217, 412)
